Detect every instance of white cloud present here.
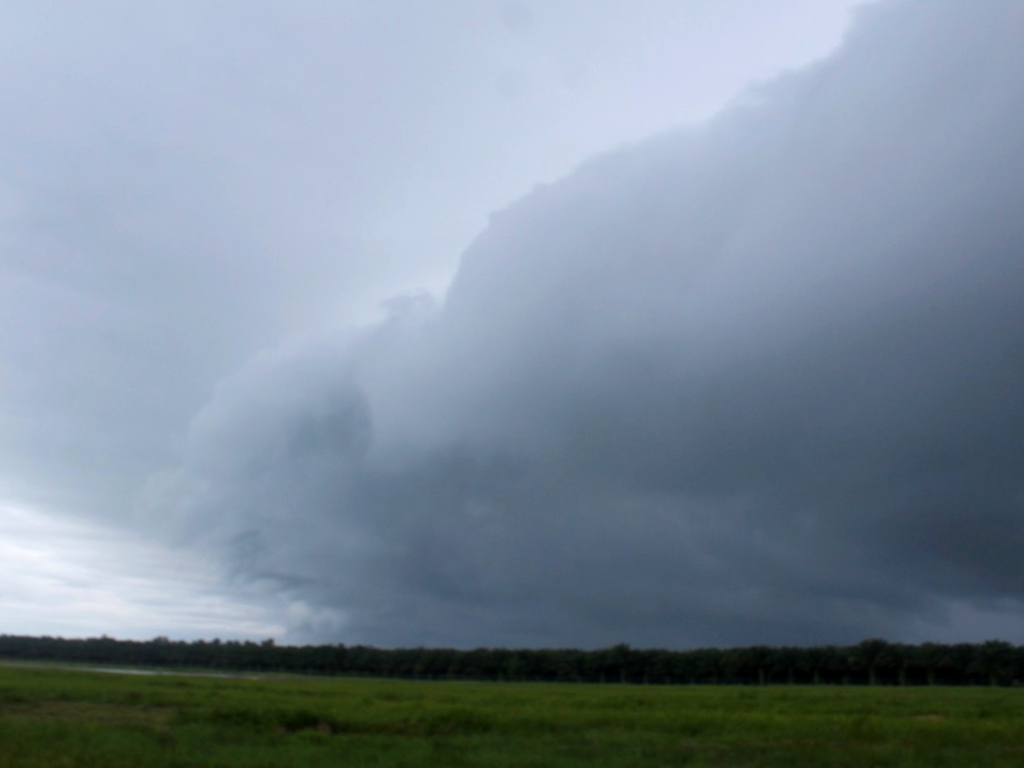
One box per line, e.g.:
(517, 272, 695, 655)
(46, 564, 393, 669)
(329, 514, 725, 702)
(0, 504, 292, 640)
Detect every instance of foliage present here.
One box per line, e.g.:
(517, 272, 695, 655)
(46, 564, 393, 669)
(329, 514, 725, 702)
(2, 635, 1024, 686)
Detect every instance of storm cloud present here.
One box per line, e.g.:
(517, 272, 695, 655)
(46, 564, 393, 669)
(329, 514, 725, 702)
(0, 0, 853, 517)
(142, 0, 1024, 647)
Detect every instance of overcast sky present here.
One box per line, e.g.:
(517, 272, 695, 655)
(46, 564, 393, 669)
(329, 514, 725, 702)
(3, 0, 1024, 648)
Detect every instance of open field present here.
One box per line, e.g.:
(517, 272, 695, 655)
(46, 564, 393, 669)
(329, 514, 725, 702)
(0, 665, 1022, 767)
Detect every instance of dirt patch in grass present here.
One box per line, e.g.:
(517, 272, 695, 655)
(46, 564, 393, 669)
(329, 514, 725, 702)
(0, 700, 174, 729)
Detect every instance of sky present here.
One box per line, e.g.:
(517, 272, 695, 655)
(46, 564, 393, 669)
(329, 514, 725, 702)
(2, 0, 1024, 648)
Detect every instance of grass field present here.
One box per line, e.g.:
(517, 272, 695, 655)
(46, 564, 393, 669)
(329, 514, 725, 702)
(0, 664, 1022, 767)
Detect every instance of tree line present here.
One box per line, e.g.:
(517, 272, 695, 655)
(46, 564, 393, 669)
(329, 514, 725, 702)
(1, 635, 1022, 686)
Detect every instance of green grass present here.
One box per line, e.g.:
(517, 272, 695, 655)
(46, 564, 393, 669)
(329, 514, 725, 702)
(0, 665, 1021, 766)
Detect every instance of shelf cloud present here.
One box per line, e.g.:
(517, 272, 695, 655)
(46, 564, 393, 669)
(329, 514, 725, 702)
(145, 0, 1024, 646)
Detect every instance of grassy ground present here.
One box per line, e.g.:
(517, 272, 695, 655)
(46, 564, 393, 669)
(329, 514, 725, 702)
(0, 665, 1021, 767)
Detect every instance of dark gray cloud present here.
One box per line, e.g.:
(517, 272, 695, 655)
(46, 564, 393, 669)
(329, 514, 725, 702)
(0, 0, 854, 514)
(149, 0, 1024, 646)
(3, 0, 864, 639)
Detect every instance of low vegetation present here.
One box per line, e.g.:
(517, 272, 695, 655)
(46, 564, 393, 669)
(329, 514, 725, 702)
(1, 665, 1022, 766)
